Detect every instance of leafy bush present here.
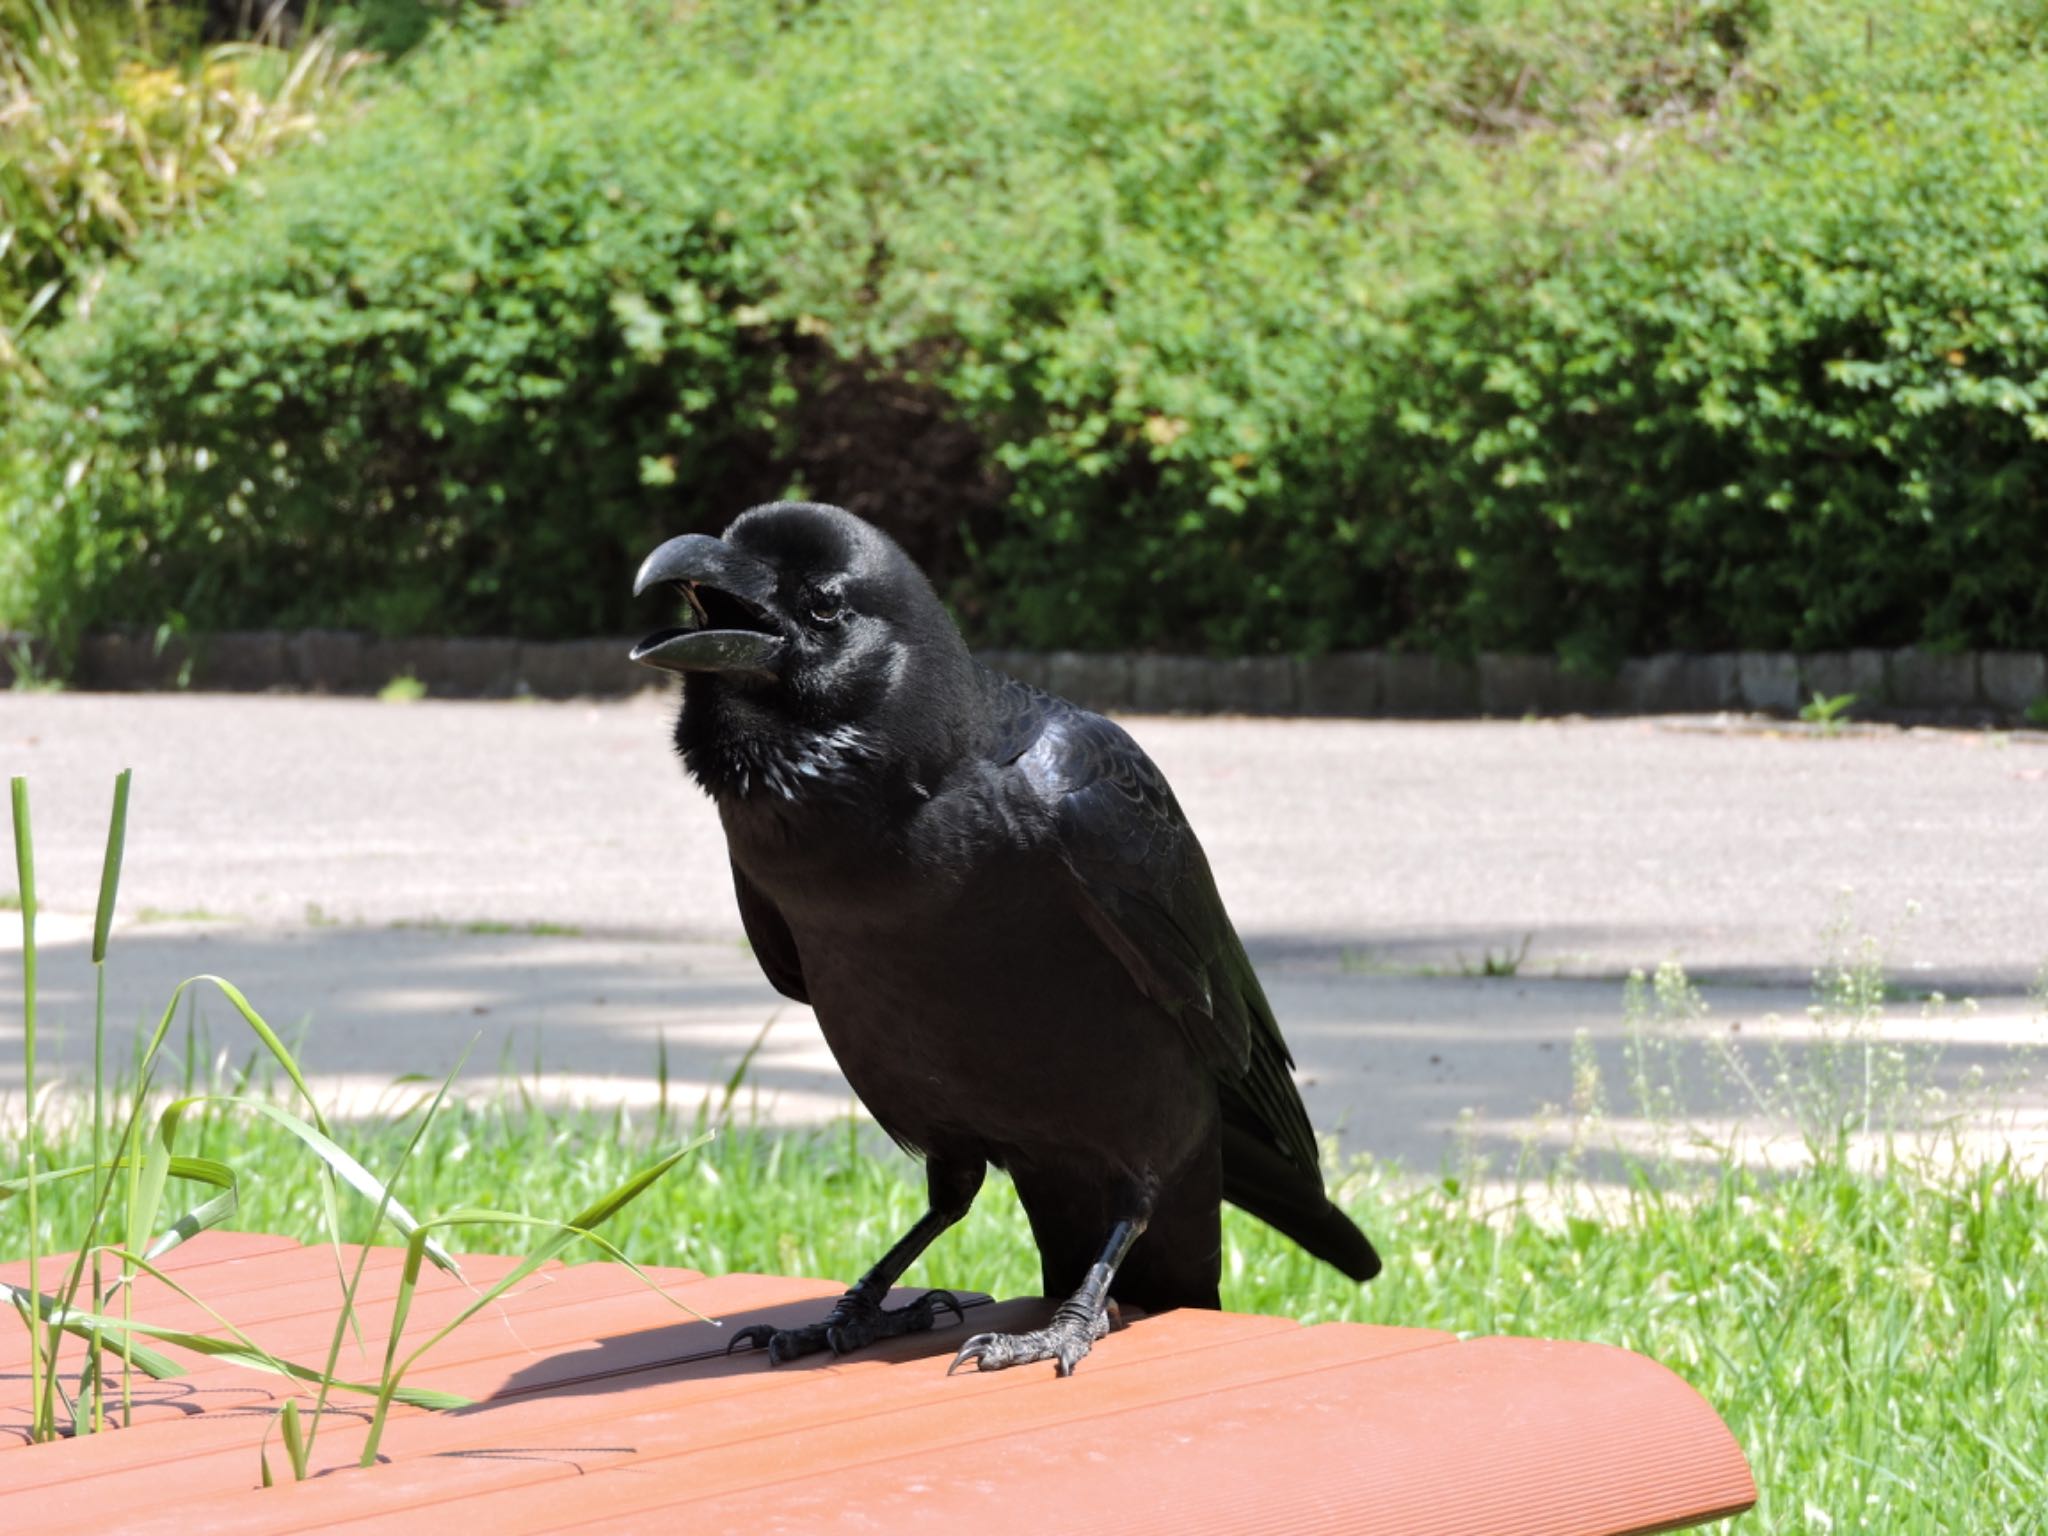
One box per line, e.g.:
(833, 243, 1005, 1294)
(1335, 66, 2048, 663)
(5, 0, 2048, 659)
(0, 1, 376, 379)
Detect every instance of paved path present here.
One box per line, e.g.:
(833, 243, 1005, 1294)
(4, 692, 2044, 1176)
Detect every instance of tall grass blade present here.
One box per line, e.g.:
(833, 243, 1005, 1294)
(11, 1279, 468, 1408)
(89, 767, 130, 1430)
(17, 1080, 232, 1430)
(91, 769, 130, 964)
(133, 1094, 458, 1272)
(359, 1136, 711, 1465)
(9, 775, 47, 1440)
(4, 1148, 235, 1435)
(115, 973, 463, 1355)
(279, 1397, 309, 1482)
(1, 1152, 235, 1203)
(656, 1027, 670, 1140)
(303, 1036, 474, 1469)
(2, 1280, 189, 1380)
(130, 975, 332, 1135)
(713, 1015, 776, 1133)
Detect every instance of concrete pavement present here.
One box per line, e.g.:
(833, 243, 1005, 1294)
(4, 691, 2044, 1177)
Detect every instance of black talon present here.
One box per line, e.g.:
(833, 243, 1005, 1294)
(730, 1285, 971, 1369)
(726, 1324, 781, 1356)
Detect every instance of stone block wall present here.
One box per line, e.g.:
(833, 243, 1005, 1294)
(6, 629, 2043, 726)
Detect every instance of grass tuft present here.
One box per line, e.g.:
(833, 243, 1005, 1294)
(3, 773, 698, 1458)
(376, 673, 427, 704)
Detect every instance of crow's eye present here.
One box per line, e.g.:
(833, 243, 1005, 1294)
(807, 597, 844, 625)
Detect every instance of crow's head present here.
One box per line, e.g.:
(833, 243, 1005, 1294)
(632, 502, 977, 802)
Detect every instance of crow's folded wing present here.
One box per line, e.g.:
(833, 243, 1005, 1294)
(731, 860, 809, 1004)
(1004, 690, 1320, 1175)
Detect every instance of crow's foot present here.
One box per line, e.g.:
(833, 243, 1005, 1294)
(727, 1287, 964, 1366)
(948, 1298, 1120, 1378)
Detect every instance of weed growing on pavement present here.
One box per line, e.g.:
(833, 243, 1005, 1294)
(1797, 691, 1857, 735)
(1459, 933, 1534, 978)
(376, 673, 427, 704)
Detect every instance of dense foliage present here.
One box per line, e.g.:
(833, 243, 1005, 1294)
(0, 0, 497, 619)
(0, 1, 383, 378)
(5, 0, 2047, 660)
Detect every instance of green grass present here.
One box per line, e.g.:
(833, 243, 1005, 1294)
(452, 919, 583, 938)
(387, 918, 586, 937)
(376, 674, 427, 704)
(132, 905, 239, 924)
(1797, 691, 1858, 736)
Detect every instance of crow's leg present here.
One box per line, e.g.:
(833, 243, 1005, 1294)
(949, 1216, 1145, 1378)
(728, 1158, 984, 1366)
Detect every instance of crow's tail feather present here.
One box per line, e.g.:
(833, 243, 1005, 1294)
(1222, 1121, 1382, 1282)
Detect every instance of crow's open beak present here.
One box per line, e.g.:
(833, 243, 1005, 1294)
(630, 534, 787, 678)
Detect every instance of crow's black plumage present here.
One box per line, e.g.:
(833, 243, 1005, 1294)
(632, 502, 1379, 1375)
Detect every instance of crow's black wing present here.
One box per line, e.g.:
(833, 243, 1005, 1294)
(731, 860, 809, 1004)
(997, 681, 1320, 1177)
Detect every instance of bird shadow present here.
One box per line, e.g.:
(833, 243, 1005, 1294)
(471, 1285, 1018, 1408)
(400, 1288, 1047, 1472)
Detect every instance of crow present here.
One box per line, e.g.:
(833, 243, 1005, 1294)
(631, 502, 1379, 1376)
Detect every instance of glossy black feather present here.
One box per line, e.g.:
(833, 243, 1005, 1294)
(992, 673, 1379, 1282)
(995, 677, 1313, 1168)
(732, 861, 809, 1005)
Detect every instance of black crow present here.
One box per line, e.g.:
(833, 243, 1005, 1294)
(631, 502, 1379, 1376)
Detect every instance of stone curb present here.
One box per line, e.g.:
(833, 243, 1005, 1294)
(6, 629, 2044, 724)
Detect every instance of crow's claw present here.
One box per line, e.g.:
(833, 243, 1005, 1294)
(730, 1288, 966, 1367)
(948, 1299, 1114, 1378)
(725, 1323, 783, 1357)
(916, 1289, 967, 1329)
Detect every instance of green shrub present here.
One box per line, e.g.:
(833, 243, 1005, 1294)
(6, 0, 2048, 659)
(0, 1, 377, 378)
(1335, 70, 2048, 664)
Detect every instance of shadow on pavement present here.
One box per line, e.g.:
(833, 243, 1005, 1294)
(3, 921, 2040, 1180)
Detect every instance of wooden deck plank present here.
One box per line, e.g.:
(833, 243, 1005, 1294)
(1, 1237, 1756, 1535)
(1, 1231, 324, 1338)
(4, 1235, 702, 1365)
(576, 1334, 1755, 1536)
(95, 1305, 1334, 1536)
(315, 1319, 1451, 1536)
(1, 1250, 403, 1370)
(0, 1230, 302, 1291)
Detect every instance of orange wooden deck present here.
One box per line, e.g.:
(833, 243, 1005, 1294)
(2, 1233, 1755, 1534)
